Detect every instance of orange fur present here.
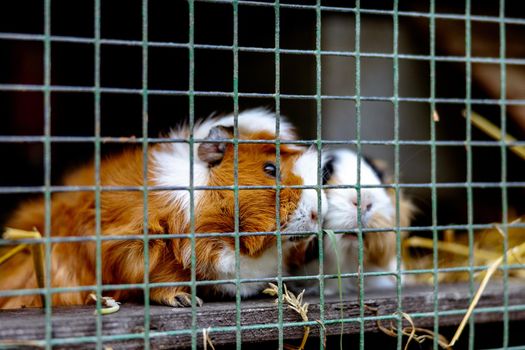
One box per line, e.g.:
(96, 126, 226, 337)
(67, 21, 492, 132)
(0, 131, 303, 308)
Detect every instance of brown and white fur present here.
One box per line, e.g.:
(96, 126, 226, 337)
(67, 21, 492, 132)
(0, 109, 325, 308)
(290, 148, 414, 296)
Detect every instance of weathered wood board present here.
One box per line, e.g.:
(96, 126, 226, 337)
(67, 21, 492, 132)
(0, 282, 524, 349)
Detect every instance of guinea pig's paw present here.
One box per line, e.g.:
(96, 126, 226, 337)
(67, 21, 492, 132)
(151, 288, 203, 307)
(168, 291, 204, 308)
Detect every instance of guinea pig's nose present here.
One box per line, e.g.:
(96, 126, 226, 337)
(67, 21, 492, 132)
(351, 198, 373, 214)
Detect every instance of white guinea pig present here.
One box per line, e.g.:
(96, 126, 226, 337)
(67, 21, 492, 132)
(291, 148, 414, 296)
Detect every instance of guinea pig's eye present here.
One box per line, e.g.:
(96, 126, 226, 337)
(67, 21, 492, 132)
(263, 162, 277, 177)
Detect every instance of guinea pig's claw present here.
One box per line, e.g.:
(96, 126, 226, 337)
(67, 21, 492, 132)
(171, 292, 203, 308)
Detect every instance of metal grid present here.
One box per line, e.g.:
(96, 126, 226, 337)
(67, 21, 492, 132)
(0, 1, 524, 349)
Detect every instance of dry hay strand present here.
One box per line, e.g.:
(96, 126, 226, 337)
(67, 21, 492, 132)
(202, 327, 216, 350)
(403, 216, 525, 284)
(403, 217, 525, 346)
(263, 283, 310, 350)
(366, 305, 451, 350)
(0, 243, 28, 265)
(449, 238, 525, 346)
(462, 109, 525, 161)
(450, 235, 525, 346)
(0, 339, 45, 348)
(2, 227, 46, 307)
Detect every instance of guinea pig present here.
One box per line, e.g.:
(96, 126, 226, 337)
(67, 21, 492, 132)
(289, 148, 414, 296)
(0, 109, 324, 308)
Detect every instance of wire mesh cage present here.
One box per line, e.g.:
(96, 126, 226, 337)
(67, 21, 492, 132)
(0, 0, 525, 349)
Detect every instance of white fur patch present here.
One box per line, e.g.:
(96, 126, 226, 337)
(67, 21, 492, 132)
(215, 244, 286, 297)
(151, 142, 209, 223)
(208, 108, 297, 141)
(323, 149, 394, 230)
(175, 108, 297, 142)
(285, 148, 327, 233)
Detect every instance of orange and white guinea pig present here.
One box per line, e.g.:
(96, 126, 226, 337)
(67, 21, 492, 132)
(290, 148, 414, 295)
(0, 109, 326, 308)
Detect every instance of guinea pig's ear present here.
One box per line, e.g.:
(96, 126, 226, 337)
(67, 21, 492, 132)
(198, 125, 234, 166)
(322, 155, 335, 185)
(363, 156, 390, 183)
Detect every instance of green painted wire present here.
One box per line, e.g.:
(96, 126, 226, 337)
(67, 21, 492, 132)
(273, 1, 285, 348)
(33, 303, 525, 344)
(325, 230, 344, 349)
(43, 0, 53, 349)
(188, 1, 199, 349)
(4, 2, 520, 348)
(232, 1, 242, 349)
(354, 1, 366, 349)
(141, 0, 151, 349)
(93, 0, 103, 348)
(185, 0, 525, 26)
(4, 82, 525, 105)
(499, 0, 510, 348)
(429, 1, 440, 349)
(392, 1, 404, 349)
(7, 136, 525, 147)
(10, 180, 520, 196)
(43, 0, 525, 25)
(5, 261, 525, 300)
(5, 302, 524, 347)
(464, 1, 476, 349)
(3, 30, 525, 65)
(3, 260, 524, 299)
(2, 181, 525, 198)
(315, 1, 326, 349)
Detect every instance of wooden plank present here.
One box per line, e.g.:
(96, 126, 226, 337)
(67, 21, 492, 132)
(0, 282, 524, 349)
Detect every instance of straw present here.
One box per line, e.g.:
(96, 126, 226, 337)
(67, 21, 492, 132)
(462, 109, 525, 161)
(448, 239, 525, 346)
(3, 227, 46, 307)
(264, 283, 310, 350)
